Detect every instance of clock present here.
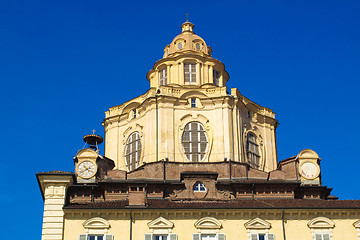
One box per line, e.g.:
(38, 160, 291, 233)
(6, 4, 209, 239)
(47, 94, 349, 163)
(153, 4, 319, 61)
(300, 162, 319, 180)
(76, 160, 97, 179)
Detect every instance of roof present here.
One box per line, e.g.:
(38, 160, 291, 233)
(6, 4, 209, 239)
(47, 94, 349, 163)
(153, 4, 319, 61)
(64, 198, 360, 210)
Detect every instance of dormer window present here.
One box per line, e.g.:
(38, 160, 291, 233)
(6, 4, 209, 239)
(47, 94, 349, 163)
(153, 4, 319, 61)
(193, 182, 206, 192)
(213, 69, 220, 85)
(184, 63, 197, 83)
(159, 68, 167, 86)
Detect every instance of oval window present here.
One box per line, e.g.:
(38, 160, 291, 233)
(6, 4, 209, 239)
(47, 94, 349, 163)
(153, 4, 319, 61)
(177, 42, 183, 50)
(181, 122, 208, 162)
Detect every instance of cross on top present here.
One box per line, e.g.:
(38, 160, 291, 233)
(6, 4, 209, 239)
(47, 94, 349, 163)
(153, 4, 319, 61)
(92, 129, 96, 134)
(186, 13, 189, 22)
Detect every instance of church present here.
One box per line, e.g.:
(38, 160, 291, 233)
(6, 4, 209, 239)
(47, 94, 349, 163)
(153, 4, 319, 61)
(37, 21, 360, 240)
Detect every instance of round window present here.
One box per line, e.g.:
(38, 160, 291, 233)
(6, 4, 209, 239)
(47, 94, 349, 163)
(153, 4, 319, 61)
(195, 43, 201, 51)
(181, 122, 208, 162)
(177, 42, 183, 50)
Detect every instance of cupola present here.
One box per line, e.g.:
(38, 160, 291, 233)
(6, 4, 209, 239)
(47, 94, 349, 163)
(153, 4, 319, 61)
(146, 21, 229, 89)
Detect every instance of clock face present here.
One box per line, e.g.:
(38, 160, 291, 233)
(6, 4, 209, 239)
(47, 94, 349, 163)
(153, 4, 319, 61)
(77, 160, 97, 179)
(300, 162, 319, 179)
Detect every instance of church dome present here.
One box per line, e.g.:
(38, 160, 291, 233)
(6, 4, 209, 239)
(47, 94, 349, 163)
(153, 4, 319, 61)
(163, 21, 212, 58)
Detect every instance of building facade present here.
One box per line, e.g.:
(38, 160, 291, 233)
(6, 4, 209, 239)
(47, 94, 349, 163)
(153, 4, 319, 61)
(37, 21, 360, 240)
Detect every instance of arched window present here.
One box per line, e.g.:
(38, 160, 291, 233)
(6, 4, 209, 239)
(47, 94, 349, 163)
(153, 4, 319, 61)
(159, 68, 167, 86)
(246, 132, 260, 169)
(182, 122, 208, 162)
(125, 132, 141, 171)
(184, 63, 197, 83)
(193, 182, 206, 192)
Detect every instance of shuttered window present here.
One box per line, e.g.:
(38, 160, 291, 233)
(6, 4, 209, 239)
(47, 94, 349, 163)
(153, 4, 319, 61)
(144, 234, 177, 240)
(182, 122, 208, 162)
(213, 69, 220, 85)
(159, 68, 167, 86)
(250, 233, 275, 240)
(192, 234, 225, 240)
(314, 233, 331, 240)
(79, 235, 113, 240)
(125, 132, 142, 171)
(246, 133, 261, 169)
(184, 63, 197, 83)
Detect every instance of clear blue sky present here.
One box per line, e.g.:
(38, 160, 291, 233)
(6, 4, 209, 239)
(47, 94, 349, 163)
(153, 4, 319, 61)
(1, 0, 359, 238)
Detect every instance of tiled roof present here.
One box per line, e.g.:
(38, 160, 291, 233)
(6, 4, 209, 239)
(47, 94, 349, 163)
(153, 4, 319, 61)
(64, 198, 360, 209)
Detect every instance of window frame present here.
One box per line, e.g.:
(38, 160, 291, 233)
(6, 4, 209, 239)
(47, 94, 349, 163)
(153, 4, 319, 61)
(184, 63, 197, 84)
(125, 131, 142, 171)
(246, 132, 261, 169)
(191, 98, 196, 108)
(79, 234, 113, 240)
(159, 68, 167, 86)
(193, 182, 206, 192)
(181, 121, 208, 162)
(250, 233, 275, 240)
(213, 69, 220, 86)
(314, 233, 331, 240)
(144, 233, 177, 240)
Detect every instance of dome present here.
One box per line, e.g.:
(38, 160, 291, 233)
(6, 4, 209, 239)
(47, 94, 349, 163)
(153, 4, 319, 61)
(163, 21, 212, 58)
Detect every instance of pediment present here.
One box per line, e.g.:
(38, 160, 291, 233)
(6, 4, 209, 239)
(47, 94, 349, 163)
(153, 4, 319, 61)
(148, 217, 174, 229)
(353, 220, 360, 228)
(194, 217, 222, 229)
(308, 217, 335, 229)
(244, 218, 271, 229)
(83, 217, 110, 229)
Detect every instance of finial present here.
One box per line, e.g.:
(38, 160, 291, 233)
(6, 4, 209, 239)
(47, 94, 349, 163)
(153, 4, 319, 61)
(186, 13, 189, 22)
(92, 129, 96, 134)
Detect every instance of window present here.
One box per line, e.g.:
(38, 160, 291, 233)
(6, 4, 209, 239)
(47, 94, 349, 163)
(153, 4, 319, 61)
(159, 68, 167, 86)
(79, 235, 113, 240)
(89, 236, 103, 240)
(192, 233, 225, 240)
(314, 233, 330, 240)
(184, 63, 197, 83)
(250, 233, 275, 240)
(133, 109, 137, 118)
(182, 122, 208, 162)
(144, 234, 177, 240)
(213, 69, 220, 85)
(125, 132, 141, 171)
(193, 182, 206, 192)
(191, 98, 196, 108)
(246, 133, 260, 169)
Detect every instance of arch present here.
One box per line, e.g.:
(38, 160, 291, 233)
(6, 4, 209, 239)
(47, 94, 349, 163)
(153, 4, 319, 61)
(307, 217, 335, 229)
(122, 102, 140, 115)
(83, 217, 110, 230)
(353, 219, 360, 228)
(244, 218, 271, 229)
(194, 217, 222, 229)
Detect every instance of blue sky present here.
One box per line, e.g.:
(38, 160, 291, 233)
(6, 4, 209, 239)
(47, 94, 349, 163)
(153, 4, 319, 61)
(1, 0, 359, 238)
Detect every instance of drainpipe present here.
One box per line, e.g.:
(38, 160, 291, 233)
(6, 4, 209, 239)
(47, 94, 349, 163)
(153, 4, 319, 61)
(155, 94, 159, 162)
(229, 158, 232, 181)
(163, 159, 166, 181)
(282, 208, 287, 240)
(130, 209, 133, 240)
